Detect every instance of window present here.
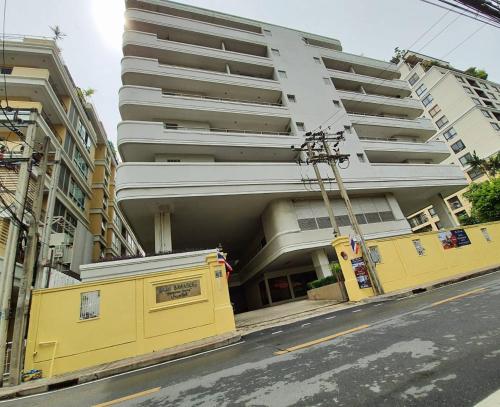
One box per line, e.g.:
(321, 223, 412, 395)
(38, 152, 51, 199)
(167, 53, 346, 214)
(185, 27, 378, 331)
(447, 196, 463, 210)
(323, 77, 331, 85)
(313, 57, 321, 64)
(467, 167, 484, 180)
(428, 104, 441, 117)
(73, 148, 88, 178)
(357, 153, 366, 163)
(365, 212, 382, 223)
(297, 218, 317, 230)
(415, 84, 427, 96)
(435, 115, 449, 129)
(443, 127, 457, 140)
(76, 119, 92, 151)
(369, 246, 382, 264)
(429, 207, 436, 217)
(455, 75, 465, 83)
(450, 139, 465, 153)
(379, 211, 395, 221)
(167, 159, 180, 162)
(80, 291, 100, 320)
(0, 67, 12, 74)
(278, 70, 287, 79)
(491, 122, 500, 131)
(69, 178, 85, 210)
(481, 227, 492, 242)
(481, 109, 491, 118)
(435, 221, 442, 230)
(412, 239, 426, 256)
(421, 93, 433, 106)
(263, 29, 271, 35)
(344, 125, 352, 133)
(333, 100, 340, 107)
(271, 48, 280, 56)
(463, 87, 473, 94)
(287, 94, 296, 103)
(296, 122, 305, 131)
(472, 98, 482, 106)
(408, 73, 419, 86)
(459, 153, 473, 166)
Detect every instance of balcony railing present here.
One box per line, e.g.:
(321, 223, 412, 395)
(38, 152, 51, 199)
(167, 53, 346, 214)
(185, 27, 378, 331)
(163, 124, 292, 136)
(346, 110, 409, 120)
(161, 91, 283, 107)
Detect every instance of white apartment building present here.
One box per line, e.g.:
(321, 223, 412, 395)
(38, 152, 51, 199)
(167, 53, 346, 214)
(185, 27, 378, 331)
(116, 0, 467, 311)
(399, 51, 500, 231)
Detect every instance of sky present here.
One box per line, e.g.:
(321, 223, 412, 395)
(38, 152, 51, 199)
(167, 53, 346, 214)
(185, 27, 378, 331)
(6, 0, 500, 145)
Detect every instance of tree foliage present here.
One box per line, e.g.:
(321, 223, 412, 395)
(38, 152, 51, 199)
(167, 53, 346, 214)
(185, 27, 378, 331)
(467, 151, 500, 179)
(463, 178, 500, 223)
(464, 66, 488, 80)
(390, 47, 406, 64)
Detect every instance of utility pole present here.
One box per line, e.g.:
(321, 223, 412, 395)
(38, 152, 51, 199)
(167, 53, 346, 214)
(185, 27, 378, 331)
(296, 130, 384, 295)
(9, 136, 49, 385)
(0, 111, 38, 384)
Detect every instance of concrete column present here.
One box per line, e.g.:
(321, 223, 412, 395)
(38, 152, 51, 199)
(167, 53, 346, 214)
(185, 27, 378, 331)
(360, 85, 367, 94)
(349, 66, 356, 74)
(311, 249, 332, 279)
(154, 211, 172, 253)
(225, 63, 231, 74)
(221, 40, 226, 51)
(429, 194, 458, 228)
(385, 193, 405, 220)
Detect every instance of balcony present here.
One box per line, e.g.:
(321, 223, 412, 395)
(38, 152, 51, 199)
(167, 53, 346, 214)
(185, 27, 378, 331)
(360, 139, 450, 164)
(126, 8, 265, 47)
(122, 56, 281, 92)
(123, 31, 273, 78)
(330, 69, 411, 98)
(119, 85, 290, 132)
(322, 52, 400, 80)
(117, 121, 300, 162)
(126, 0, 262, 34)
(349, 114, 436, 141)
(337, 90, 423, 119)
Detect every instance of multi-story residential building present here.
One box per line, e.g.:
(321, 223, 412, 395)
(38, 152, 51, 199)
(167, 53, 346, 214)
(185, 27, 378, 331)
(0, 36, 140, 289)
(398, 51, 500, 231)
(116, 0, 467, 311)
(85, 103, 141, 261)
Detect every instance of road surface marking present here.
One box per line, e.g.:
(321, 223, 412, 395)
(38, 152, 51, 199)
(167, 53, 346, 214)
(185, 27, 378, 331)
(271, 330, 283, 335)
(93, 387, 160, 406)
(274, 324, 370, 355)
(325, 316, 336, 320)
(301, 322, 311, 327)
(374, 303, 383, 307)
(431, 288, 485, 307)
(475, 388, 500, 406)
(352, 309, 362, 313)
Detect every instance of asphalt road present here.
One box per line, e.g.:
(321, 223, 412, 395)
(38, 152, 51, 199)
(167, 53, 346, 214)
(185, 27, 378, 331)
(3, 271, 500, 407)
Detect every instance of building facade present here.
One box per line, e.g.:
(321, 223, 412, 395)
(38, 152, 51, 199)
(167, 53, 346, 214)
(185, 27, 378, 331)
(117, 0, 467, 311)
(0, 37, 140, 289)
(399, 51, 500, 232)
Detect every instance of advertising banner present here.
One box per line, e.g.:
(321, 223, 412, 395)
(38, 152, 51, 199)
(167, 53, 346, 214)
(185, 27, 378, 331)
(351, 257, 372, 289)
(438, 229, 471, 250)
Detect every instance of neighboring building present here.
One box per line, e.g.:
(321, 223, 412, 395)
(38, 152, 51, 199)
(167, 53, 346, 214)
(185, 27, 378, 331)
(398, 51, 500, 231)
(85, 103, 141, 261)
(0, 37, 140, 288)
(116, 0, 467, 310)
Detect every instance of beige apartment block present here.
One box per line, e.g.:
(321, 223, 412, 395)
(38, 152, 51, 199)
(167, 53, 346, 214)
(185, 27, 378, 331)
(0, 37, 140, 290)
(116, 1, 467, 311)
(399, 51, 500, 231)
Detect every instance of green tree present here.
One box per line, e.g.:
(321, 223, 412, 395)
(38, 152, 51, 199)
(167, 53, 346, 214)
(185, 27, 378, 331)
(390, 47, 406, 64)
(49, 25, 66, 41)
(466, 151, 500, 180)
(464, 67, 488, 80)
(463, 178, 500, 223)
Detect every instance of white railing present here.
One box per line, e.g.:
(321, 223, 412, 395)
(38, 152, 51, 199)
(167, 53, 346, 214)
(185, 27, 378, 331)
(161, 91, 283, 107)
(359, 136, 446, 144)
(163, 124, 292, 136)
(47, 269, 80, 288)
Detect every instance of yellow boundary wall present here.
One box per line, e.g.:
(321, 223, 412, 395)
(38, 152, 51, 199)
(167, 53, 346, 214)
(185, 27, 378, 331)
(24, 252, 235, 378)
(333, 221, 500, 302)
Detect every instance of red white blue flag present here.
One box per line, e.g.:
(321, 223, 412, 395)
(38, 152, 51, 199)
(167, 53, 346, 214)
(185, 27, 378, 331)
(350, 236, 360, 254)
(217, 251, 233, 276)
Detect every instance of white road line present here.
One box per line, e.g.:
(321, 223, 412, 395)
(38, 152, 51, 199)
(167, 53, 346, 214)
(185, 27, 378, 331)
(1, 341, 246, 403)
(373, 304, 383, 307)
(474, 388, 500, 406)
(271, 330, 283, 335)
(301, 323, 311, 327)
(325, 316, 336, 320)
(352, 309, 362, 313)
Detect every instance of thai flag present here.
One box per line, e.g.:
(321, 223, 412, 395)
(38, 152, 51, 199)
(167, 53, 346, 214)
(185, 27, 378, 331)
(350, 236, 360, 254)
(217, 251, 233, 275)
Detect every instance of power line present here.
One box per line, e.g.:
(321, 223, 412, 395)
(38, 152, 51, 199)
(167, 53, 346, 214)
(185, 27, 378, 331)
(418, 0, 500, 28)
(416, 14, 461, 52)
(440, 24, 485, 58)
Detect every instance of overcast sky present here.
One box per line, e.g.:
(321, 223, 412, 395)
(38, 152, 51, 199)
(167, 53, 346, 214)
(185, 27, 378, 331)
(7, 0, 499, 144)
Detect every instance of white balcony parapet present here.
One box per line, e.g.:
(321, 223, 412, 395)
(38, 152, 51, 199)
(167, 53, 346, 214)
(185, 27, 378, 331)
(360, 139, 450, 163)
(321, 49, 400, 76)
(337, 90, 423, 113)
(116, 162, 467, 201)
(349, 113, 435, 131)
(121, 56, 281, 90)
(126, 8, 266, 45)
(329, 69, 411, 93)
(123, 30, 273, 67)
(119, 85, 290, 119)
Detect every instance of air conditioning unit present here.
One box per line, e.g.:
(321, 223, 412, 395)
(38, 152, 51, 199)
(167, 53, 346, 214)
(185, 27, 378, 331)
(62, 246, 73, 264)
(53, 245, 65, 258)
(49, 233, 72, 246)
